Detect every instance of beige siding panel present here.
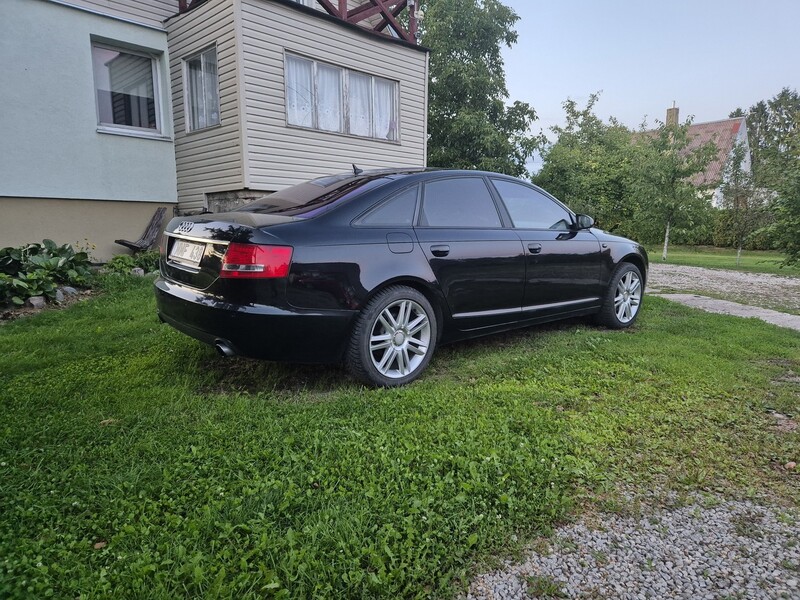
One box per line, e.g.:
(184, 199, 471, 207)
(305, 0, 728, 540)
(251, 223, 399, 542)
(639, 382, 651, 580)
(167, 0, 244, 212)
(63, 0, 176, 28)
(240, 0, 428, 190)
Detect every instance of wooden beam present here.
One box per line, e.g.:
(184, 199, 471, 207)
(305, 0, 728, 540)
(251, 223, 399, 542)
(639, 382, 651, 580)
(373, 1, 406, 33)
(323, 0, 415, 44)
(316, 0, 339, 17)
(408, 0, 417, 39)
(347, 0, 402, 21)
(371, 1, 410, 41)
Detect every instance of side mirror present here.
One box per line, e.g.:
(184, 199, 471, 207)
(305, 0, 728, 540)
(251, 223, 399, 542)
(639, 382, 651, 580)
(575, 214, 595, 230)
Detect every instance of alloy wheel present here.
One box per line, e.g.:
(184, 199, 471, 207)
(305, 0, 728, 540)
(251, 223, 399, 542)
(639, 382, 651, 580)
(368, 299, 431, 379)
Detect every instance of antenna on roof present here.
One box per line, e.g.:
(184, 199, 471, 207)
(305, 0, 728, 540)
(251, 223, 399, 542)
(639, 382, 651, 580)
(352, 164, 363, 176)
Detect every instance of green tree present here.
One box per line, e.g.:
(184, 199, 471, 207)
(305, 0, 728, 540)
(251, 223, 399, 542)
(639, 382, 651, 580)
(534, 94, 637, 234)
(719, 142, 762, 265)
(631, 119, 717, 261)
(771, 126, 800, 264)
(421, 0, 541, 176)
(731, 87, 800, 189)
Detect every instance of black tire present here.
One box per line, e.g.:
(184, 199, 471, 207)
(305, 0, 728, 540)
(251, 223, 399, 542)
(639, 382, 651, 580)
(595, 263, 644, 329)
(346, 285, 438, 387)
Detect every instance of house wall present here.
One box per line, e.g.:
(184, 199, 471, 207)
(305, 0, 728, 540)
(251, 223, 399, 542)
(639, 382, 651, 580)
(0, 198, 170, 261)
(0, 0, 177, 260)
(239, 0, 429, 190)
(0, 0, 176, 203)
(54, 0, 178, 28)
(167, 0, 244, 213)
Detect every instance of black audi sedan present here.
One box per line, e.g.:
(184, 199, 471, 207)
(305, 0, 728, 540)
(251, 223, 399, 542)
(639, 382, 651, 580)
(155, 168, 647, 387)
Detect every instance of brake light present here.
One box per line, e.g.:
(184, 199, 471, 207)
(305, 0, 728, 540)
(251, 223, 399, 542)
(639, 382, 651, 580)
(220, 243, 293, 279)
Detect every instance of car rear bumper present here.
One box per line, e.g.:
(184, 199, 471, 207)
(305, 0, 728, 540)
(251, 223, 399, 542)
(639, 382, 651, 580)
(154, 278, 357, 363)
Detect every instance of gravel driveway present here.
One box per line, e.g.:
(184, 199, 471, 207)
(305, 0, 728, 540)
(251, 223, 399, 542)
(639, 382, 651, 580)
(647, 263, 800, 315)
(465, 264, 800, 599)
(466, 494, 800, 600)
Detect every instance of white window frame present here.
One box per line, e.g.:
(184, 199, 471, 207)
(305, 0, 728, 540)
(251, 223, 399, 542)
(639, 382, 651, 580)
(91, 41, 165, 139)
(183, 45, 221, 133)
(284, 53, 401, 143)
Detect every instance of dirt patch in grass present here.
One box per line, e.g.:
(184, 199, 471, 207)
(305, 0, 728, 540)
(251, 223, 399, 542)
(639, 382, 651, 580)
(0, 288, 94, 324)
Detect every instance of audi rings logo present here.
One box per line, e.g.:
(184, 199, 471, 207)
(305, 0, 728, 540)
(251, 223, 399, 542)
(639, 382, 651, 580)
(176, 221, 195, 234)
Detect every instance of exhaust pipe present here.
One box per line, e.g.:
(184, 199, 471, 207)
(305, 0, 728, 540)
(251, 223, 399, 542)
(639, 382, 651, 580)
(214, 340, 236, 357)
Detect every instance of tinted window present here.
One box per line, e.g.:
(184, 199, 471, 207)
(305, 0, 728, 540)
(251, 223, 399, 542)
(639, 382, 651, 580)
(420, 178, 502, 228)
(238, 176, 389, 218)
(492, 180, 572, 230)
(359, 186, 418, 226)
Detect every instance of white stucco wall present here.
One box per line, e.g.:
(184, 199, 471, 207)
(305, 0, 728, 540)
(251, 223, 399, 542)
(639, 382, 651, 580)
(0, 0, 177, 204)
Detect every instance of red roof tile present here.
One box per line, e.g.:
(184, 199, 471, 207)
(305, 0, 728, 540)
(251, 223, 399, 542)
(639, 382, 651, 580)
(685, 117, 745, 187)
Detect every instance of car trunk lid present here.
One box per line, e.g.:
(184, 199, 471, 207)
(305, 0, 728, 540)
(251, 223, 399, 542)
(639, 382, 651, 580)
(160, 214, 294, 290)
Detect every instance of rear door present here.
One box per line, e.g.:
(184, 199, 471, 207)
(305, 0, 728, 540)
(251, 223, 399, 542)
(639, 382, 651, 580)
(489, 178, 603, 318)
(414, 176, 525, 331)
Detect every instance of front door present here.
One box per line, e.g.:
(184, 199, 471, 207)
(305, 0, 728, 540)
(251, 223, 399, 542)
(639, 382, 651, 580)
(488, 178, 603, 318)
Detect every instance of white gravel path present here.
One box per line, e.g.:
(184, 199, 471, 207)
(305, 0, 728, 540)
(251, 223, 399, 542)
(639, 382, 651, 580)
(646, 263, 800, 318)
(466, 496, 800, 600)
(649, 294, 800, 332)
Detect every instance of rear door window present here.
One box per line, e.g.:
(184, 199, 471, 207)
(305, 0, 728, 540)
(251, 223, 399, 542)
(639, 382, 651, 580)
(420, 177, 502, 228)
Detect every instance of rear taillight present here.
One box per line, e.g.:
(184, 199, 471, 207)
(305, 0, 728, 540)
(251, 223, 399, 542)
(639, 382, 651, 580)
(220, 243, 293, 279)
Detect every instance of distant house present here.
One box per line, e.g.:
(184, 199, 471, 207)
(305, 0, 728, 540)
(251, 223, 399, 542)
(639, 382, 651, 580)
(0, 0, 428, 260)
(664, 107, 751, 207)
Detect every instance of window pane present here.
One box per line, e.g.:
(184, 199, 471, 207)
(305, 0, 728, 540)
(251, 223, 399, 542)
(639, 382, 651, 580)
(373, 77, 397, 140)
(93, 46, 156, 129)
(202, 49, 220, 127)
(349, 72, 372, 137)
(186, 48, 219, 131)
(421, 178, 501, 228)
(286, 55, 313, 127)
(492, 180, 572, 230)
(186, 56, 204, 130)
(316, 64, 342, 132)
(361, 186, 418, 226)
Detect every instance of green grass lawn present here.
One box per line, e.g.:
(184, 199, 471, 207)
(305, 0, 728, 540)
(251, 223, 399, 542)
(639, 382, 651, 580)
(649, 245, 800, 276)
(1, 276, 798, 599)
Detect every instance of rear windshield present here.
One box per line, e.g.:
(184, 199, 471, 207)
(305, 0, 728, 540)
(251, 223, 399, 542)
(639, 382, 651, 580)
(237, 173, 392, 218)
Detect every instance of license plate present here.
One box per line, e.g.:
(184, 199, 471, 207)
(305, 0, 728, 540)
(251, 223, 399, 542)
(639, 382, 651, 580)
(169, 239, 205, 267)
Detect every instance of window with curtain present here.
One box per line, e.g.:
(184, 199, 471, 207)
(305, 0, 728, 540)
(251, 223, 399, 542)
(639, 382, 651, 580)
(285, 54, 399, 141)
(185, 46, 220, 132)
(92, 43, 159, 131)
(316, 64, 342, 132)
(286, 55, 313, 128)
(348, 72, 372, 137)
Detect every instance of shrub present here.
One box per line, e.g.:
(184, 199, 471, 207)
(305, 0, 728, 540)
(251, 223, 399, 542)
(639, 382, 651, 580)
(0, 240, 93, 307)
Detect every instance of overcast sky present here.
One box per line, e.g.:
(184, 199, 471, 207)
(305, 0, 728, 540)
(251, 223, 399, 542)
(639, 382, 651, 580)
(500, 0, 799, 139)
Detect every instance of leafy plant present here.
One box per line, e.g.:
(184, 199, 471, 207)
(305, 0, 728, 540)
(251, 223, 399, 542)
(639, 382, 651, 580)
(105, 250, 160, 275)
(0, 240, 93, 307)
(0, 274, 14, 306)
(0, 247, 23, 277)
(10, 270, 58, 305)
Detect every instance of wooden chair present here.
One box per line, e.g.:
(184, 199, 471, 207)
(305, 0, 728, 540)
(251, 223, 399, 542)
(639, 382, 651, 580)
(114, 207, 167, 252)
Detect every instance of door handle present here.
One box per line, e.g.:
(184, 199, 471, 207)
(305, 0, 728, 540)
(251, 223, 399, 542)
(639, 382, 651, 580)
(528, 243, 542, 255)
(430, 244, 450, 257)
